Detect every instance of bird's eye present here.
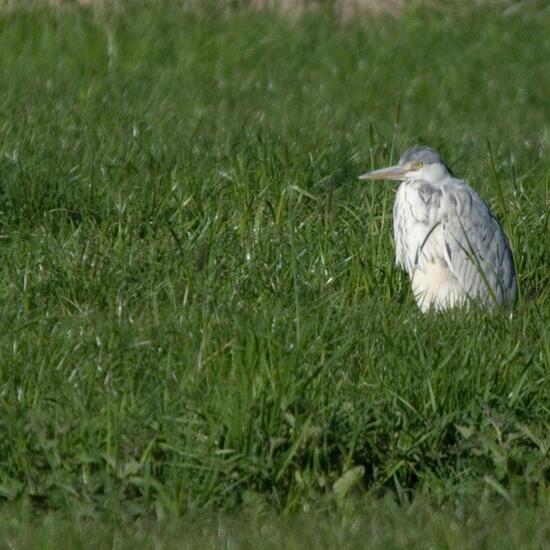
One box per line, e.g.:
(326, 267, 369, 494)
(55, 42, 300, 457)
(415, 162, 423, 169)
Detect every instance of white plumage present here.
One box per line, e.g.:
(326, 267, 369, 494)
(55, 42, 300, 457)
(359, 147, 516, 312)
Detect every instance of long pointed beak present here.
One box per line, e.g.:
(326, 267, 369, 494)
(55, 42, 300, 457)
(358, 164, 409, 181)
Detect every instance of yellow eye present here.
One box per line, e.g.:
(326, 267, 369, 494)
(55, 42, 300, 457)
(415, 162, 423, 169)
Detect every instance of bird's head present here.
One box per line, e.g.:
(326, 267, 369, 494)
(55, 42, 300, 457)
(358, 147, 451, 184)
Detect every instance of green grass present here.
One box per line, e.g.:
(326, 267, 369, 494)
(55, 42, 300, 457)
(0, 0, 549, 545)
(3, 496, 550, 549)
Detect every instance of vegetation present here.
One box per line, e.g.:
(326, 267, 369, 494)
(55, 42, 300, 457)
(0, 0, 549, 545)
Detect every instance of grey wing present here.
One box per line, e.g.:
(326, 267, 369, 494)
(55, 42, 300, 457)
(441, 182, 516, 305)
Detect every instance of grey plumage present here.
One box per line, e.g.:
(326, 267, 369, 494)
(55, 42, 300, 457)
(399, 146, 448, 167)
(359, 147, 516, 312)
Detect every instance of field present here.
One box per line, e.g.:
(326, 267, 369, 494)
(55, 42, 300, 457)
(0, 0, 549, 546)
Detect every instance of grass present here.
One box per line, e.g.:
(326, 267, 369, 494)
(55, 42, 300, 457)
(0, 0, 549, 545)
(3, 496, 550, 549)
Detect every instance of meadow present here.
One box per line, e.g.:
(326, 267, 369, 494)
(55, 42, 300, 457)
(0, 0, 549, 546)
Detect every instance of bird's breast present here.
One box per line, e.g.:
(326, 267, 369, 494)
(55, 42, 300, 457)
(393, 180, 445, 274)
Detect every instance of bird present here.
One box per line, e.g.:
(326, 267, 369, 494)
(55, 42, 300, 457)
(358, 146, 516, 312)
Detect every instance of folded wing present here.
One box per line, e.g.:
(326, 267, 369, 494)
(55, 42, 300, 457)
(440, 180, 516, 306)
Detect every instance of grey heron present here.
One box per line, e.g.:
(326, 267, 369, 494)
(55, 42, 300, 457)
(359, 147, 516, 312)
